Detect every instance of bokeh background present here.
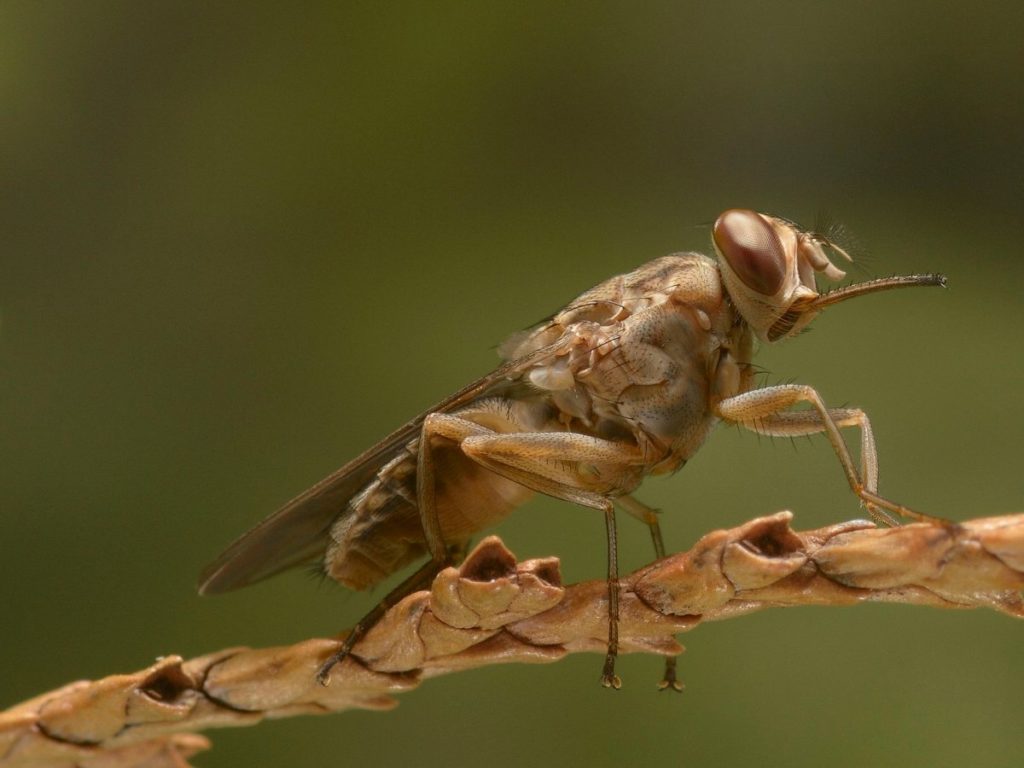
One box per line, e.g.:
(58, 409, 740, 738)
(2, 2, 1022, 766)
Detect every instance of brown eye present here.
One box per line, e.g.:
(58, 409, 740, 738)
(713, 209, 787, 296)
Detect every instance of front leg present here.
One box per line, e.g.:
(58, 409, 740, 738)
(716, 384, 938, 524)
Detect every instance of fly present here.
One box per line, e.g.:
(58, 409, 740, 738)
(199, 209, 946, 690)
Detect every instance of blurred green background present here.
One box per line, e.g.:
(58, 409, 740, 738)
(2, 2, 1022, 766)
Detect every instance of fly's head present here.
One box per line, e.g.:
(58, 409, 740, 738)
(711, 208, 945, 343)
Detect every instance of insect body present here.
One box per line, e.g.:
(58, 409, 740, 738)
(199, 209, 945, 689)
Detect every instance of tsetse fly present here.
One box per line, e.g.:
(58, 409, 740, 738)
(199, 209, 945, 689)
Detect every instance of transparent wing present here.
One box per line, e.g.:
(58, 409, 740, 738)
(197, 339, 569, 594)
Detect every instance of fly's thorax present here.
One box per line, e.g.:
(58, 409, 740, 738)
(514, 252, 748, 471)
(590, 301, 725, 469)
(500, 252, 716, 363)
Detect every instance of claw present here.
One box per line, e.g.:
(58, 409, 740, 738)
(601, 673, 622, 690)
(316, 650, 346, 686)
(657, 677, 685, 693)
(657, 658, 685, 692)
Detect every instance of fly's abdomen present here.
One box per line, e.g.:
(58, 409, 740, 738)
(324, 435, 532, 590)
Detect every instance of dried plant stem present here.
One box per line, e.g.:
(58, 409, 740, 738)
(2, 511, 1022, 768)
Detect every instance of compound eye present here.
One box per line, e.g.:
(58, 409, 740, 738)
(713, 209, 787, 297)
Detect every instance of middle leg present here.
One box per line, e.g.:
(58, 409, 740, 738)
(617, 493, 683, 691)
(459, 430, 648, 688)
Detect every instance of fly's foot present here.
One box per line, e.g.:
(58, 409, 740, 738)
(316, 646, 351, 686)
(860, 491, 954, 528)
(601, 672, 623, 689)
(601, 655, 622, 689)
(657, 658, 684, 693)
(316, 661, 336, 686)
(865, 503, 900, 528)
